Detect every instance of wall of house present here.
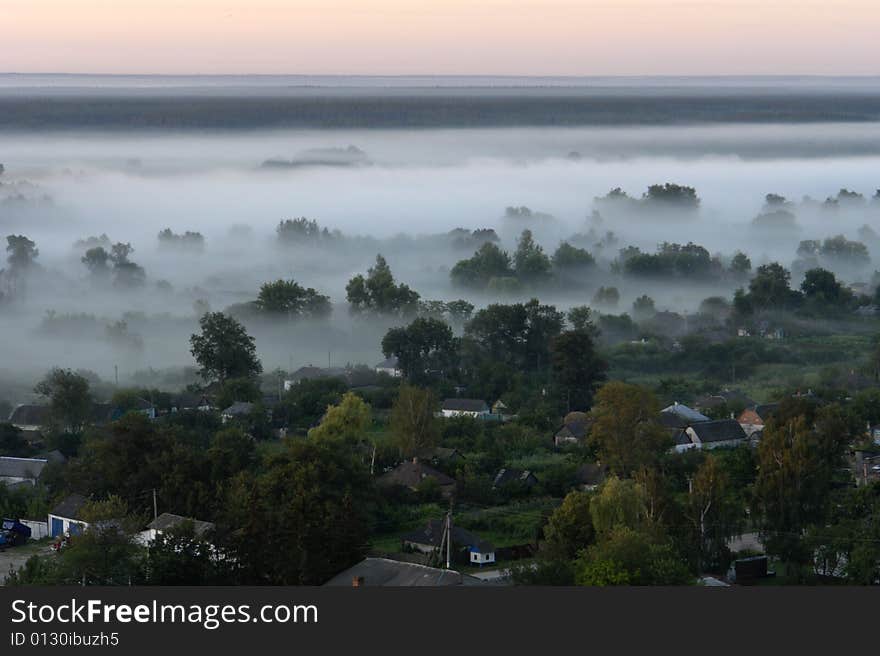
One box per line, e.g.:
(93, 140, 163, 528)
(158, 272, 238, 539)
(48, 515, 88, 538)
(21, 519, 48, 540)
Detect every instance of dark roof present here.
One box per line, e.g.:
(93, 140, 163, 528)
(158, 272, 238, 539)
(290, 366, 349, 383)
(661, 403, 711, 424)
(493, 467, 538, 488)
(323, 557, 464, 586)
(575, 463, 607, 487)
(754, 404, 780, 421)
(690, 419, 748, 444)
(147, 512, 215, 537)
(402, 519, 494, 552)
(672, 429, 692, 446)
(377, 460, 456, 489)
(556, 420, 589, 440)
(90, 402, 114, 425)
(0, 456, 48, 480)
(50, 493, 88, 521)
(8, 404, 50, 427)
(374, 356, 399, 369)
(659, 412, 688, 429)
(415, 447, 463, 461)
(694, 390, 755, 410)
(442, 398, 489, 412)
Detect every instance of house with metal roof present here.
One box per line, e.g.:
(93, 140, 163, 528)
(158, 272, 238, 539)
(0, 456, 48, 487)
(684, 419, 749, 450)
(440, 398, 489, 418)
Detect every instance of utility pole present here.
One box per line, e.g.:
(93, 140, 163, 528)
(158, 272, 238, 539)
(445, 511, 452, 570)
(114, 364, 118, 387)
(152, 489, 158, 521)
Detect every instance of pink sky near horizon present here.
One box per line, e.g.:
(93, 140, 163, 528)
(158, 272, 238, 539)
(2, 0, 878, 76)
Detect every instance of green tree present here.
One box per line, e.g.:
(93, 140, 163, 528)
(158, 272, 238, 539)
(389, 385, 440, 457)
(307, 392, 371, 443)
(513, 229, 552, 284)
(542, 490, 595, 560)
(550, 329, 608, 411)
(6, 234, 38, 272)
(685, 455, 740, 572)
(81, 246, 111, 279)
(346, 254, 420, 316)
(381, 316, 458, 383)
(189, 312, 262, 383)
(254, 279, 331, 318)
(34, 368, 93, 433)
(588, 383, 669, 476)
(450, 242, 513, 289)
(575, 526, 691, 585)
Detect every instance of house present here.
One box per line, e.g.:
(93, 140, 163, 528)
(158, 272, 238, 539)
(171, 392, 213, 412)
(672, 429, 695, 453)
(112, 397, 157, 420)
(661, 402, 711, 425)
(402, 519, 496, 566)
(138, 512, 215, 544)
(737, 403, 779, 436)
(48, 493, 89, 537)
(374, 356, 402, 377)
(376, 459, 457, 498)
(414, 446, 464, 466)
(555, 419, 590, 446)
(493, 467, 538, 490)
(8, 404, 50, 432)
(440, 398, 489, 418)
(684, 419, 749, 450)
(0, 456, 48, 487)
(221, 401, 254, 422)
(491, 399, 510, 415)
(575, 463, 607, 491)
(324, 557, 475, 586)
(284, 365, 350, 389)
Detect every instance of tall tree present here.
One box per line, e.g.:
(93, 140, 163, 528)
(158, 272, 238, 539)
(307, 392, 372, 443)
(190, 312, 262, 383)
(34, 368, 92, 433)
(346, 254, 420, 316)
(550, 329, 608, 411)
(389, 385, 440, 457)
(381, 316, 458, 383)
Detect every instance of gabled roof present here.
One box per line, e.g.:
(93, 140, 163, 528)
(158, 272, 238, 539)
(754, 404, 780, 421)
(50, 493, 88, 521)
(377, 460, 456, 489)
(374, 356, 399, 369)
(661, 403, 711, 424)
(402, 519, 494, 552)
(493, 467, 538, 488)
(556, 420, 589, 440)
(147, 512, 215, 537)
(323, 558, 464, 586)
(8, 404, 50, 427)
(442, 398, 489, 413)
(0, 456, 48, 480)
(690, 419, 748, 444)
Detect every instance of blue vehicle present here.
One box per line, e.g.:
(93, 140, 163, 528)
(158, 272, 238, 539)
(0, 518, 31, 549)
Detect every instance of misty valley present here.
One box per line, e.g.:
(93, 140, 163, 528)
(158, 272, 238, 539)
(4, 82, 880, 587)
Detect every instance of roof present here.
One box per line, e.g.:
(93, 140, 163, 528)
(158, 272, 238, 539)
(221, 401, 254, 416)
(493, 467, 538, 488)
(661, 403, 711, 424)
(49, 493, 88, 521)
(374, 356, 399, 369)
(556, 420, 589, 440)
(290, 366, 349, 382)
(402, 519, 494, 553)
(147, 512, 215, 537)
(323, 557, 464, 586)
(0, 456, 48, 480)
(442, 398, 489, 413)
(694, 390, 755, 410)
(377, 460, 456, 489)
(8, 404, 50, 427)
(672, 429, 692, 446)
(690, 419, 748, 444)
(415, 447, 463, 461)
(575, 463, 607, 487)
(754, 404, 780, 421)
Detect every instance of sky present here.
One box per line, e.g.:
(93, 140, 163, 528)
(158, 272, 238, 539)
(1, 0, 878, 76)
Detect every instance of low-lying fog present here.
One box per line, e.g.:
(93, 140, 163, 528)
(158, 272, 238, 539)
(2, 122, 879, 395)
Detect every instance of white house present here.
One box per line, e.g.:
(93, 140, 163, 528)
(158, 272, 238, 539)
(136, 512, 216, 546)
(440, 399, 489, 418)
(48, 494, 89, 538)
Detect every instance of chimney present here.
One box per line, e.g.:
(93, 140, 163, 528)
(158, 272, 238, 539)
(352, 576, 364, 587)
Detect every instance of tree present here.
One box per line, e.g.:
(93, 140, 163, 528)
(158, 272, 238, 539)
(592, 286, 619, 308)
(254, 279, 331, 318)
(108, 242, 145, 288)
(550, 329, 608, 411)
(685, 455, 740, 571)
(5, 234, 38, 272)
(632, 295, 656, 320)
(0, 423, 32, 457)
(143, 521, 229, 585)
(730, 251, 751, 276)
(737, 262, 802, 313)
(346, 254, 420, 316)
(575, 526, 691, 585)
(34, 368, 92, 433)
(513, 229, 552, 284)
(552, 242, 596, 271)
(307, 392, 371, 443)
(542, 490, 595, 560)
(450, 242, 513, 289)
(589, 476, 646, 537)
(220, 439, 375, 584)
(389, 385, 440, 457)
(642, 183, 700, 210)
(381, 316, 458, 383)
(800, 268, 853, 309)
(189, 312, 262, 383)
(81, 247, 111, 279)
(588, 383, 669, 476)
(567, 305, 600, 336)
